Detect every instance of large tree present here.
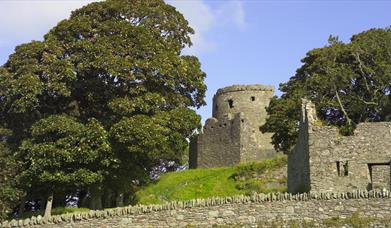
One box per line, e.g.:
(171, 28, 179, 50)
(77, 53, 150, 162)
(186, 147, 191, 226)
(262, 27, 391, 153)
(0, 129, 23, 221)
(0, 0, 206, 213)
(17, 115, 114, 215)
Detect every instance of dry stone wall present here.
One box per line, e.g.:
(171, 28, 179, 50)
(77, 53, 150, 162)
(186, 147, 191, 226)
(3, 190, 391, 227)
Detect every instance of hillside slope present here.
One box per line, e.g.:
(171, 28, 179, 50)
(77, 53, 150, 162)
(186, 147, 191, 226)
(135, 155, 287, 205)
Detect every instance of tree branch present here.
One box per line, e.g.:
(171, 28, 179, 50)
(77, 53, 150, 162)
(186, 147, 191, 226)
(334, 84, 352, 126)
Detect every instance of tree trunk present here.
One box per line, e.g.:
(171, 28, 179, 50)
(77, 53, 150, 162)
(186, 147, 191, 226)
(78, 190, 88, 208)
(123, 192, 134, 205)
(334, 85, 352, 126)
(102, 190, 110, 208)
(89, 187, 102, 210)
(18, 196, 26, 217)
(44, 193, 53, 218)
(115, 192, 124, 207)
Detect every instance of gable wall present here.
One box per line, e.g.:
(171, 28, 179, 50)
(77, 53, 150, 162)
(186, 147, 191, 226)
(308, 122, 391, 192)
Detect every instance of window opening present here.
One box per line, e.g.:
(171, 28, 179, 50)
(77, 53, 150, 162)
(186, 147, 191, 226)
(336, 161, 340, 176)
(367, 162, 390, 191)
(228, 99, 234, 108)
(251, 96, 255, 101)
(343, 161, 349, 176)
(336, 161, 349, 176)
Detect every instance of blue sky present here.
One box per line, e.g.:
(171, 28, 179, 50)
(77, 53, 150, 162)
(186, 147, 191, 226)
(1, 0, 391, 123)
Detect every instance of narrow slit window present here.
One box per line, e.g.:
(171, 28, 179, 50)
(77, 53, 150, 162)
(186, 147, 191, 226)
(336, 161, 349, 176)
(228, 99, 234, 108)
(343, 161, 349, 176)
(251, 96, 255, 101)
(336, 161, 340, 176)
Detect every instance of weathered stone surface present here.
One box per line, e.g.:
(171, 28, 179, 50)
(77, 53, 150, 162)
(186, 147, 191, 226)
(289, 99, 391, 193)
(4, 190, 391, 227)
(190, 84, 276, 168)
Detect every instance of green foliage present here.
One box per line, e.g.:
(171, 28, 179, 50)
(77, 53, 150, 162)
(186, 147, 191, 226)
(338, 122, 356, 136)
(262, 28, 391, 153)
(0, 131, 24, 221)
(135, 156, 287, 205)
(111, 108, 200, 163)
(0, 0, 206, 209)
(17, 115, 114, 195)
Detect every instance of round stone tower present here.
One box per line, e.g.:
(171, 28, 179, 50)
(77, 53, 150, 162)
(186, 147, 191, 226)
(189, 84, 276, 169)
(212, 84, 274, 126)
(211, 84, 276, 162)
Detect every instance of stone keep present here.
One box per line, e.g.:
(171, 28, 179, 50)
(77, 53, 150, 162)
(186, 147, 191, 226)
(189, 84, 276, 168)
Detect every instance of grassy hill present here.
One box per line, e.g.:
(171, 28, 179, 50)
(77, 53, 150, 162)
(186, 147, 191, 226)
(135, 155, 287, 205)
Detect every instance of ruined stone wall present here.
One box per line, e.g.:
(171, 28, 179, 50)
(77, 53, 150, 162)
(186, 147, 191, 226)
(289, 100, 391, 192)
(5, 191, 391, 227)
(190, 115, 242, 168)
(190, 85, 276, 168)
(308, 122, 391, 192)
(288, 99, 314, 193)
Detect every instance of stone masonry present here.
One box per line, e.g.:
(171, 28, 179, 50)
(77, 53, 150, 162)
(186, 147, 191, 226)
(4, 190, 391, 227)
(288, 99, 391, 193)
(189, 84, 276, 168)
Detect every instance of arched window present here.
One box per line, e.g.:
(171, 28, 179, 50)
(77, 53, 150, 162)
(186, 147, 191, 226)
(228, 99, 234, 108)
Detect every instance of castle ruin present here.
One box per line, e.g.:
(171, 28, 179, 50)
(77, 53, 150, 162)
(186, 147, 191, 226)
(189, 84, 276, 168)
(288, 99, 391, 193)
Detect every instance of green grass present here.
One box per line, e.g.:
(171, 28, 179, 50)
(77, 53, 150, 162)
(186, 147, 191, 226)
(135, 155, 287, 205)
(17, 207, 90, 220)
(323, 212, 373, 227)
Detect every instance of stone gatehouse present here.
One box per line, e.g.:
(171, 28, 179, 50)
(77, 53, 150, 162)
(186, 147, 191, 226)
(189, 84, 276, 168)
(288, 99, 391, 193)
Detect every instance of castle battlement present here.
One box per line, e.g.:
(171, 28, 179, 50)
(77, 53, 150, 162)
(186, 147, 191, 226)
(190, 84, 276, 168)
(214, 84, 274, 96)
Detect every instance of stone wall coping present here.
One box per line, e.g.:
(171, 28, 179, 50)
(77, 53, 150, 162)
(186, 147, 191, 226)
(2, 190, 391, 227)
(215, 84, 274, 96)
(312, 122, 391, 131)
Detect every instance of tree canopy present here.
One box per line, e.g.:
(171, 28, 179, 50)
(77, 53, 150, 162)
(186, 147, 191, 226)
(262, 27, 391, 153)
(0, 128, 23, 221)
(0, 0, 206, 216)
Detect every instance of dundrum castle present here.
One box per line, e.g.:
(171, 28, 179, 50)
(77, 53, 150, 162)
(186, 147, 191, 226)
(5, 84, 391, 227)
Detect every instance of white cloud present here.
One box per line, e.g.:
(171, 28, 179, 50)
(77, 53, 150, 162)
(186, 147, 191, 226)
(217, 1, 247, 30)
(167, 0, 216, 54)
(167, 0, 247, 55)
(0, 0, 246, 55)
(0, 1, 97, 48)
